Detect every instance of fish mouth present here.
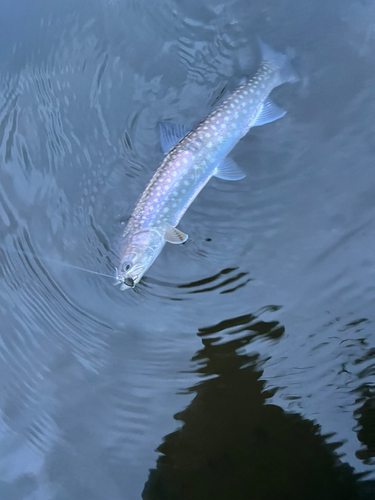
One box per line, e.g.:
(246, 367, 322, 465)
(114, 268, 138, 290)
(120, 276, 136, 290)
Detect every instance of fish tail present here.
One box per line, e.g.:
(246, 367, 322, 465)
(258, 37, 299, 84)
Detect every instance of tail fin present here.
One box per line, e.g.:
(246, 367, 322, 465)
(258, 37, 299, 84)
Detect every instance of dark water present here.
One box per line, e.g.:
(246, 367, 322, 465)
(0, 1, 374, 498)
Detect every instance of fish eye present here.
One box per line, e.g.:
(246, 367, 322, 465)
(122, 263, 132, 273)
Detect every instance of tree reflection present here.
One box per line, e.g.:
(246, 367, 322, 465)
(143, 311, 374, 500)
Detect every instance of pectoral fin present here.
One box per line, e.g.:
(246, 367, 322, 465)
(165, 226, 188, 244)
(253, 99, 286, 127)
(213, 158, 246, 181)
(158, 122, 191, 154)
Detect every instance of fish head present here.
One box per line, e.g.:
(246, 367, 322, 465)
(116, 229, 165, 290)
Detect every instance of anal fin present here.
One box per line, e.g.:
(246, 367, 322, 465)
(253, 99, 286, 127)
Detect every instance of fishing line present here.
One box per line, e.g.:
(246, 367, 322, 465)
(5, 247, 117, 281)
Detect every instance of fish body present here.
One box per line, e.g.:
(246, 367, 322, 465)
(117, 41, 297, 290)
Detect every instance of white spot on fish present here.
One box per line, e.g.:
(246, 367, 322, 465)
(182, 189, 186, 194)
(173, 191, 178, 196)
(244, 91, 248, 95)
(184, 180, 189, 186)
(207, 142, 213, 148)
(224, 116, 229, 121)
(205, 133, 210, 138)
(250, 89, 254, 93)
(163, 207, 169, 213)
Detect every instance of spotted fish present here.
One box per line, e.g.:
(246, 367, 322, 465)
(116, 40, 297, 290)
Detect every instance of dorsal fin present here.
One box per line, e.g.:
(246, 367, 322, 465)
(158, 122, 190, 154)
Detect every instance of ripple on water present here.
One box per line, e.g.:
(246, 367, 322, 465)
(142, 266, 251, 300)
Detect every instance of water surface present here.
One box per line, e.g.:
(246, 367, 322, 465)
(0, 1, 374, 499)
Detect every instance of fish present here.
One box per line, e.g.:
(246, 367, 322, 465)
(116, 40, 297, 290)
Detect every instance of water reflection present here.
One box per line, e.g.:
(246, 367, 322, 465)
(1, 0, 375, 496)
(144, 312, 374, 499)
(144, 267, 251, 297)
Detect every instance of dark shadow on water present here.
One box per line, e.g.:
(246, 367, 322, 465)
(354, 388, 375, 464)
(142, 267, 251, 298)
(143, 312, 375, 500)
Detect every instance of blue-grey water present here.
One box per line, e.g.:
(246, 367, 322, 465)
(0, 1, 374, 499)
